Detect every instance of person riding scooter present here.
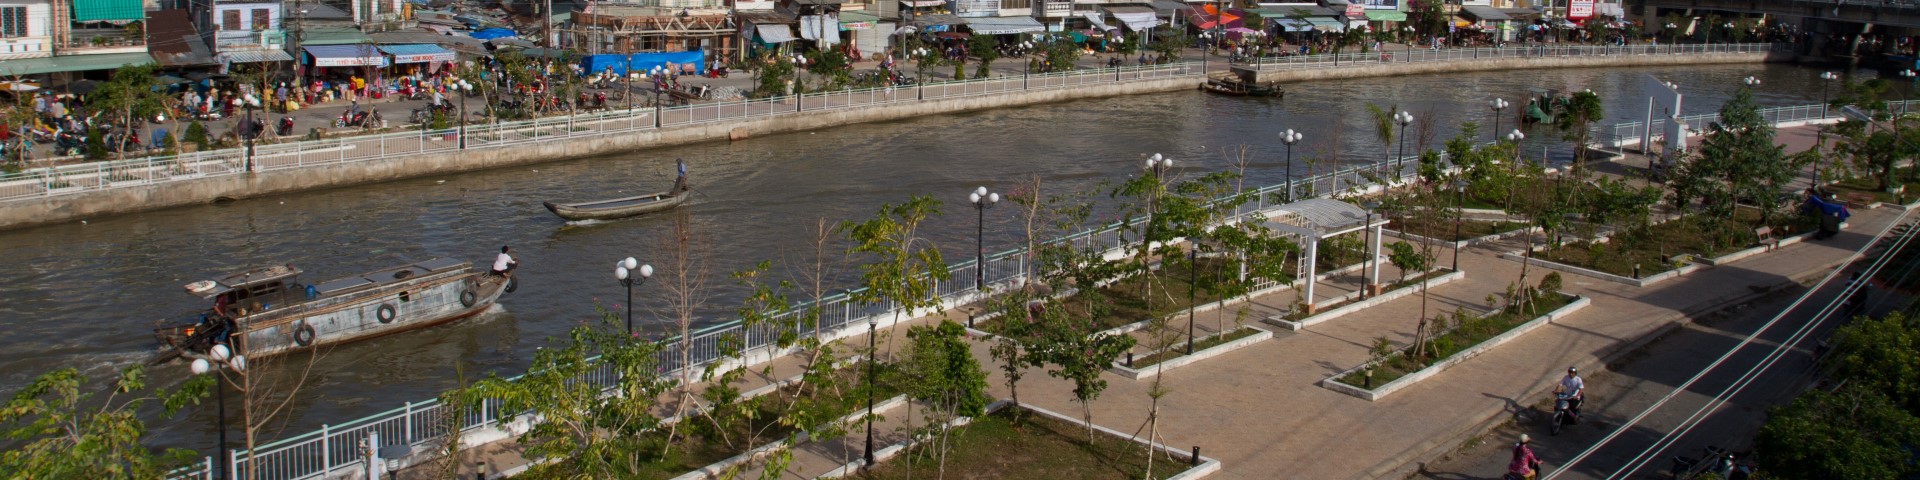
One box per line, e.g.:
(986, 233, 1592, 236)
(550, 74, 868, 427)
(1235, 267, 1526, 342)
(1554, 367, 1585, 424)
(1507, 434, 1541, 480)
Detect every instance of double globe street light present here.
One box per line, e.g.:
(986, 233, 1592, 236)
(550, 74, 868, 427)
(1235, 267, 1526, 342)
(615, 257, 654, 335)
(233, 94, 261, 171)
(970, 186, 999, 291)
(1489, 98, 1509, 143)
(1281, 129, 1304, 202)
(1393, 110, 1414, 175)
(454, 79, 473, 149)
(1821, 71, 1841, 118)
(191, 344, 247, 480)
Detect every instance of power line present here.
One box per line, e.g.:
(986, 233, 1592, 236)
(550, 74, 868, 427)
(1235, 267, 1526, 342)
(1545, 210, 1919, 479)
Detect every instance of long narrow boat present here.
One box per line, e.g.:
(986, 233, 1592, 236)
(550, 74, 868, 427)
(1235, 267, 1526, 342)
(149, 257, 516, 363)
(543, 161, 691, 221)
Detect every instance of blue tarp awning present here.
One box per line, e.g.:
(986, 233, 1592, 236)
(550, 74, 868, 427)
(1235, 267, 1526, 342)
(469, 28, 516, 40)
(578, 50, 706, 76)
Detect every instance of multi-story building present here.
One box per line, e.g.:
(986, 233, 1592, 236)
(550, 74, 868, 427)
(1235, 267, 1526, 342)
(0, 0, 149, 83)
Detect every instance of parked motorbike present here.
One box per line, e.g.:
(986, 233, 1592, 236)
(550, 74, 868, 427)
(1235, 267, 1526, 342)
(277, 117, 295, 136)
(705, 66, 730, 78)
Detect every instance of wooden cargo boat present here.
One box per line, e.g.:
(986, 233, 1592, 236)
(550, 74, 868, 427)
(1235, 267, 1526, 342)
(543, 160, 691, 221)
(1201, 77, 1284, 97)
(150, 257, 515, 363)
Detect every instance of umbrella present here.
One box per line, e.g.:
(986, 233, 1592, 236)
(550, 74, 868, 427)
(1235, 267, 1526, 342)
(67, 80, 98, 95)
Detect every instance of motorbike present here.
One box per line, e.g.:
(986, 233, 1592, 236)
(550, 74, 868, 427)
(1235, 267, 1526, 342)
(1549, 392, 1580, 435)
(277, 117, 295, 136)
(336, 108, 380, 128)
(1670, 446, 1755, 480)
(704, 66, 730, 79)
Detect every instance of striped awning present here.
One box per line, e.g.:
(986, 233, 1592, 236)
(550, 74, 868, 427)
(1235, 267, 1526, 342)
(221, 49, 294, 64)
(963, 16, 1045, 35)
(303, 45, 388, 67)
(757, 24, 798, 43)
(379, 44, 456, 64)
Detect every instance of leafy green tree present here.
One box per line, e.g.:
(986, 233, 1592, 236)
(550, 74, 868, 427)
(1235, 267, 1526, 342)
(1756, 384, 1920, 479)
(1829, 312, 1920, 411)
(754, 52, 798, 98)
(968, 34, 1000, 79)
(1148, 28, 1190, 62)
(466, 313, 673, 477)
(1043, 34, 1081, 72)
(1027, 298, 1135, 442)
(1829, 79, 1920, 192)
(0, 366, 211, 478)
(1386, 241, 1428, 284)
(843, 195, 949, 359)
(901, 320, 990, 477)
(89, 64, 169, 159)
(1553, 90, 1604, 171)
(1673, 88, 1796, 225)
(1366, 103, 1397, 167)
(1407, 0, 1446, 41)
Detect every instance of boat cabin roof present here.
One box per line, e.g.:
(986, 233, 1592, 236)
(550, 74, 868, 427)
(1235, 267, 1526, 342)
(309, 258, 470, 298)
(186, 264, 304, 299)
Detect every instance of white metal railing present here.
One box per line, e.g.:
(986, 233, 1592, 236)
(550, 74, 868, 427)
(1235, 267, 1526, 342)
(1243, 42, 1779, 72)
(6, 43, 1781, 206)
(166, 140, 1444, 480)
(1601, 99, 1920, 148)
(0, 62, 1201, 205)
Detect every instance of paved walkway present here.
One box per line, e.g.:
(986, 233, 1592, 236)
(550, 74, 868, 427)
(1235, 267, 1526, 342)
(400, 193, 1903, 479)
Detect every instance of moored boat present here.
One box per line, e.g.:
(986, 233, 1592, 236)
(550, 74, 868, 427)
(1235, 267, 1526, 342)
(1201, 77, 1285, 98)
(543, 160, 692, 221)
(150, 257, 515, 363)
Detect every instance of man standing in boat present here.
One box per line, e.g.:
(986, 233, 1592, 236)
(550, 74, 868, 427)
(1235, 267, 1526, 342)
(674, 159, 689, 193)
(493, 246, 517, 277)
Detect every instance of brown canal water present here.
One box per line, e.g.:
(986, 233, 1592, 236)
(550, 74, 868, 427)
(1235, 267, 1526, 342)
(0, 63, 1876, 450)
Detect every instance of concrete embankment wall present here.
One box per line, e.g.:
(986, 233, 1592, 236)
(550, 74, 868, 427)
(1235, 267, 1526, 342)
(0, 77, 1196, 230)
(0, 51, 1786, 230)
(1240, 51, 1781, 83)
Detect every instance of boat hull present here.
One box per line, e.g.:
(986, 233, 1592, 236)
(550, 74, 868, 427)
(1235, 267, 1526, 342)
(543, 190, 689, 221)
(232, 271, 508, 357)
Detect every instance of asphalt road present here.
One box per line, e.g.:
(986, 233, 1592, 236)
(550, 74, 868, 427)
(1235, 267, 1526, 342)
(1413, 219, 1916, 480)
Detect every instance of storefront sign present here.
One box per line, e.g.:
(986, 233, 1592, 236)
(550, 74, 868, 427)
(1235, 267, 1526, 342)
(1568, 0, 1594, 20)
(1345, 3, 1364, 18)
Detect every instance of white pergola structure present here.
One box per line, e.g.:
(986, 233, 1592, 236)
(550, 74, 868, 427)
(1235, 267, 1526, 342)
(1259, 198, 1388, 314)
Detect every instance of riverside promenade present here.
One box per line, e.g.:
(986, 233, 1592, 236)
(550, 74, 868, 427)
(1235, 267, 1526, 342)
(0, 43, 1781, 231)
(396, 201, 1899, 480)
(367, 119, 1895, 480)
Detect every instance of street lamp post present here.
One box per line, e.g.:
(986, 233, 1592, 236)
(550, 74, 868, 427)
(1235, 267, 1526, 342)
(863, 315, 878, 467)
(1362, 200, 1381, 296)
(1821, 71, 1841, 118)
(190, 345, 247, 480)
(456, 79, 472, 149)
(1507, 129, 1526, 165)
(1393, 110, 1414, 177)
(614, 258, 653, 336)
(1897, 70, 1915, 116)
(970, 186, 1000, 291)
(1281, 129, 1303, 202)
(1489, 98, 1509, 143)
(236, 95, 260, 172)
(1451, 179, 1467, 271)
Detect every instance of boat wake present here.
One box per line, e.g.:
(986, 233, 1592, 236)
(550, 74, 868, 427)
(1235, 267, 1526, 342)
(564, 219, 613, 227)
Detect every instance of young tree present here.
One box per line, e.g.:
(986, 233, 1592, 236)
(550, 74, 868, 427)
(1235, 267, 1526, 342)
(968, 34, 1000, 79)
(1675, 88, 1796, 225)
(901, 320, 990, 477)
(467, 312, 674, 477)
(1028, 299, 1136, 442)
(1366, 103, 1398, 168)
(0, 366, 210, 478)
(843, 195, 949, 360)
(88, 64, 169, 159)
(656, 211, 715, 452)
(1553, 91, 1605, 171)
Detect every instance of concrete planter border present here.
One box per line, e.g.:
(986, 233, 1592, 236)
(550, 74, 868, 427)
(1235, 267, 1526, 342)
(1497, 250, 1701, 287)
(1263, 269, 1466, 331)
(673, 394, 909, 480)
(1694, 231, 1816, 266)
(1319, 294, 1590, 402)
(1386, 226, 1538, 250)
(1107, 326, 1274, 380)
(818, 399, 1220, 479)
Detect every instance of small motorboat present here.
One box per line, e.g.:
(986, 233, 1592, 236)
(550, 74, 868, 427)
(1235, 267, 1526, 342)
(150, 256, 516, 364)
(543, 160, 691, 221)
(1201, 77, 1284, 98)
